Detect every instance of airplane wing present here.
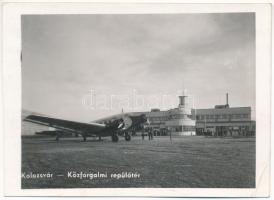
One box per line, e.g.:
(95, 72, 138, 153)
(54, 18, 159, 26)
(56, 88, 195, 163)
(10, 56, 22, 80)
(24, 115, 107, 134)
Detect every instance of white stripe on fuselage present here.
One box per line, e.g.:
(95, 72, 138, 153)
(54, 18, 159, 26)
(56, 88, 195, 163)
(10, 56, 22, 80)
(87, 122, 106, 127)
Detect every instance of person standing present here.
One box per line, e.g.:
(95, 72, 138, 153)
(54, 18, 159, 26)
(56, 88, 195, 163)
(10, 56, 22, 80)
(148, 129, 152, 140)
(141, 132, 145, 140)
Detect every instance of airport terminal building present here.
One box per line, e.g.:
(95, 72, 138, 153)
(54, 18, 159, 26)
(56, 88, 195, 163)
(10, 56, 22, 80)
(195, 106, 255, 136)
(145, 94, 196, 136)
(133, 93, 256, 137)
(129, 93, 196, 136)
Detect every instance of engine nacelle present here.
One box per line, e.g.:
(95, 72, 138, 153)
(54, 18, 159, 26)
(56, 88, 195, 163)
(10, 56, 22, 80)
(121, 115, 132, 130)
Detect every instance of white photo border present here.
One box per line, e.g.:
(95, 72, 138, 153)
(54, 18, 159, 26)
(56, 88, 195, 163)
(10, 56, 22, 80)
(2, 3, 271, 197)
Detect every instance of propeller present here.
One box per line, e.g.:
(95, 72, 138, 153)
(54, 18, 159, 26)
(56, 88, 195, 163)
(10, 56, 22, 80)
(117, 119, 125, 129)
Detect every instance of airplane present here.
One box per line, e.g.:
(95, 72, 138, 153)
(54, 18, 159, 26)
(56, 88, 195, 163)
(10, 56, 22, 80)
(24, 113, 148, 142)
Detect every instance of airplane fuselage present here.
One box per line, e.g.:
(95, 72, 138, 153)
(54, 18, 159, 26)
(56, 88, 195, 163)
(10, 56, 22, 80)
(26, 113, 148, 142)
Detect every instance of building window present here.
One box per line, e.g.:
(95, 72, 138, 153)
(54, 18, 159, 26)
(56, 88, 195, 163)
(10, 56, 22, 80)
(183, 125, 195, 131)
(175, 126, 182, 132)
(236, 114, 241, 119)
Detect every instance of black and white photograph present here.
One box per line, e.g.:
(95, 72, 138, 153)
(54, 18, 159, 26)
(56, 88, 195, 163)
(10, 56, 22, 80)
(21, 13, 256, 189)
(2, 2, 271, 197)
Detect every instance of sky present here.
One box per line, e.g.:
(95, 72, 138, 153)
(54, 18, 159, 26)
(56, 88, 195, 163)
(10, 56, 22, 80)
(22, 13, 255, 121)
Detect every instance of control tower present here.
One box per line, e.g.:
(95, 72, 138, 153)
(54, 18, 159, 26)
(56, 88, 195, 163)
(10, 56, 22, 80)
(178, 89, 188, 108)
(165, 89, 196, 136)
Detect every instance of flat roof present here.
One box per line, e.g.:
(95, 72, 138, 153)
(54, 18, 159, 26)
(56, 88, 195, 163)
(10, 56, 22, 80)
(195, 107, 251, 115)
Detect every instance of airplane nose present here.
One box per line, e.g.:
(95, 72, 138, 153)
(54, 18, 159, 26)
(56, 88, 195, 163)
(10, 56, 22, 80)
(141, 115, 149, 124)
(142, 114, 147, 121)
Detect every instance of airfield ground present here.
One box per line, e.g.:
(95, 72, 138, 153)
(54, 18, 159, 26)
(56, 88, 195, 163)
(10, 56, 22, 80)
(21, 136, 255, 188)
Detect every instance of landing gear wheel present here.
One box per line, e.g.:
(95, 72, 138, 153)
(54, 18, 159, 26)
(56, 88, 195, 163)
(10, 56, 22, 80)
(125, 134, 131, 141)
(112, 134, 119, 142)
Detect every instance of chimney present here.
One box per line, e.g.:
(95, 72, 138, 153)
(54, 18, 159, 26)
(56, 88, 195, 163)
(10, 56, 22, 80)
(226, 93, 229, 106)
